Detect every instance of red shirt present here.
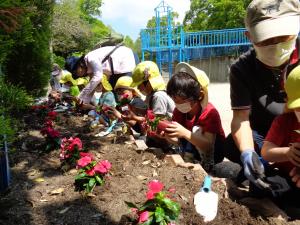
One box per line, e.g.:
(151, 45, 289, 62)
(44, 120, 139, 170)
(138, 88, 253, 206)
(265, 112, 300, 174)
(172, 103, 225, 139)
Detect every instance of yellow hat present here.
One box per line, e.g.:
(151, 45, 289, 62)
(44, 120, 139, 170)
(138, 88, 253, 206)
(285, 65, 300, 109)
(131, 61, 166, 91)
(59, 71, 77, 85)
(114, 76, 141, 97)
(175, 62, 210, 107)
(101, 74, 113, 91)
(75, 77, 89, 86)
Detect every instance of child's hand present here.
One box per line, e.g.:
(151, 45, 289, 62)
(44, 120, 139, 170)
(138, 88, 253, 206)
(289, 167, 300, 188)
(287, 143, 300, 167)
(121, 110, 136, 121)
(165, 122, 189, 139)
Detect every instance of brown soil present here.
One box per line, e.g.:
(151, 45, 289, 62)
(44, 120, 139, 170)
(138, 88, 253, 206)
(0, 112, 298, 225)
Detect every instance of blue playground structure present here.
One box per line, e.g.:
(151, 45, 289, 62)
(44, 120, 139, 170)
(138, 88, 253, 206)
(140, 1, 252, 76)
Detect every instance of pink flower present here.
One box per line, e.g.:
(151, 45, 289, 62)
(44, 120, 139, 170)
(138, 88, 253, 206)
(148, 180, 164, 193)
(68, 137, 82, 151)
(79, 152, 94, 159)
(146, 190, 155, 200)
(138, 211, 149, 224)
(147, 110, 156, 122)
(146, 180, 164, 199)
(86, 168, 95, 176)
(77, 156, 92, 168)
(94, 160, 111, 174)
(121, 93, 129, 99)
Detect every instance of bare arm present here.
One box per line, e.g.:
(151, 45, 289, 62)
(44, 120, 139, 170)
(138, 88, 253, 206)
(231, 109, 254, 152)
(261, 141, 289, 162)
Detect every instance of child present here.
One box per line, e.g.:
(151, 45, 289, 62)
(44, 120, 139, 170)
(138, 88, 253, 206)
(261, 65, 300, 218)
(89, 75, 116, 127)
(164, 63, 225, 172)
(108, 76, 147, 134)
(131, 61, 175, 149)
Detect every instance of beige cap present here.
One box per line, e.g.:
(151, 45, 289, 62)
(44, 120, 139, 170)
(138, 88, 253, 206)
(245, 0, 300, 43)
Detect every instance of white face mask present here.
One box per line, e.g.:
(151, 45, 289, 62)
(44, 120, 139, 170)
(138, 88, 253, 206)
(176, 102, 192, 113)
(254, 38, 296, 67)
(295, 111, 300, 123)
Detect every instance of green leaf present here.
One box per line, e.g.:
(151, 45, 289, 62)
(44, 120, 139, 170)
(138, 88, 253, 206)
(88, 178, 96, 189)
(95, 175, 103, 185)
(155, 207, 165, 223)
(75, 172, 87, 180)
(140, 216, 154, 225)
(162, 198, 180, 215)
(159, 220, 167, 225)
(139, 199, 156, 211)
(124, 201, 138, 209)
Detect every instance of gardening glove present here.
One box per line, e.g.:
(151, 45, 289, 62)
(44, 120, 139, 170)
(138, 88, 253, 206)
(240, 150, 270, 189)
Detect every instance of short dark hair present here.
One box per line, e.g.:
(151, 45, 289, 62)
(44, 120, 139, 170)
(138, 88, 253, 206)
(167, 72, 202, 101)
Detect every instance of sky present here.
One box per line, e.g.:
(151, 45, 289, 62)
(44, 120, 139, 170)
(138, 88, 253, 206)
(100, 0, 191, 41)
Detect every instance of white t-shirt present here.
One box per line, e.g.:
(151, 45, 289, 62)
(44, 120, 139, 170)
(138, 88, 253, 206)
(79, 46, 136, 103)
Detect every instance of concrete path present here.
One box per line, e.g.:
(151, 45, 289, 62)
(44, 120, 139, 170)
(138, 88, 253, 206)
(209, 83, 232, 136)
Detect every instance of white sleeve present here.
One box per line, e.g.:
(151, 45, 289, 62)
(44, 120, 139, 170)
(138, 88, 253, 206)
(79, 59, 103, 104)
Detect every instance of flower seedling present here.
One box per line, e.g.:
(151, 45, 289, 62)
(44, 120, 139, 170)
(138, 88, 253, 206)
(60, 137, 84, 165)
(75, 154, 111, 193)
(125, 180, 180, 225)
(40, 121, 61, 152)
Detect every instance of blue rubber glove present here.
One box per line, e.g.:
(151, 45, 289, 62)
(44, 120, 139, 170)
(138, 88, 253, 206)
(240, 150, 270, 189)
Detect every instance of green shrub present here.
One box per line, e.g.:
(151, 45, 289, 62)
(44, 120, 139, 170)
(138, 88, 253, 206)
(0, 116, 16, 145)
(0, 77, 33, 116)
(52, 53, 65, 68)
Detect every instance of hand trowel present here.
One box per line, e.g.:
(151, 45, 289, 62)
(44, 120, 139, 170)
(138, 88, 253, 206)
(194, 175, 218, 222)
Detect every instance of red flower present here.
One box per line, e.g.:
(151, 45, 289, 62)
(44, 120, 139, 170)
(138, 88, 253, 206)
(148, 180, 164, 193)
(146, 180, 164, 200)
(68, 137, 83, 151)
(86, 168, 95, 176)
(77, 156, 92, 168)
(121, 93, 129, 99)
(40, 127, 60, 138)
(147, 110, 156, 122)
(94, 160, 111, 174)
(138, 211, 149, 224)
(48, 111, 57, 118)
(79, 152, 94, 159)
(45, 120, 54, 128)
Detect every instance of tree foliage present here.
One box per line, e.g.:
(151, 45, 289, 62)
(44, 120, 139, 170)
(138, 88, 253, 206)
(184, 0, 252, 31)
(1, 0, 55, 96)
(146, 12, 179, 29)
(52, 0, 110, 57)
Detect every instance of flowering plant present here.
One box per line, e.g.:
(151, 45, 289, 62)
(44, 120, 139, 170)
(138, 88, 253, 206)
(31, 104, 49, 117)
(144, 110, 172, 134)
(40, 121, 61, 152)
(60, 137, 83, 165)
(75, 154, 112, 193)
(47, 111, 58, 120)
(125, 180, 180, 225)
(118, 93, 131, 107)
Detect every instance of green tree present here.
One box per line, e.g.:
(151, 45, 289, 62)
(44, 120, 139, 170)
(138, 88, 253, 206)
(3, 0, 55, 96)
(79, 0, 102, 17)
(146, 12, 179, 29)
(184, 0, 252, 31)
(52, 0, 92, 57)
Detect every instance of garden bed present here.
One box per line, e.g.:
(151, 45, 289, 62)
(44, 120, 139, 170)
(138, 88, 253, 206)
(0, 112, 299, 225)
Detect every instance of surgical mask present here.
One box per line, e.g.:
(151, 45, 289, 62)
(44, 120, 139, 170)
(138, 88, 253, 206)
(254, 38, 296, 67)
(295, 111, 300, 123)
(175, 102, 192, 113)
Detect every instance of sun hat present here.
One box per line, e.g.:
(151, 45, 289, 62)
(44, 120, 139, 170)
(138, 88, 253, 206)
(245, 0, 300, 43)
(114, 76, 141, 97)
(101, 74, 113, 91)
(175, 62, 210, 107)
(131, 61, 166, 91)
(59, 72, 77, 86)
(285, 65, 300, 109)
